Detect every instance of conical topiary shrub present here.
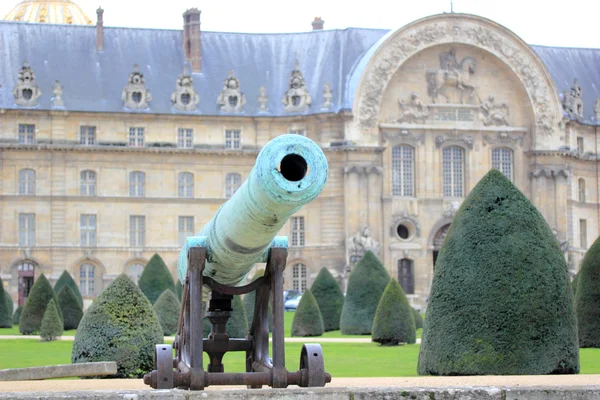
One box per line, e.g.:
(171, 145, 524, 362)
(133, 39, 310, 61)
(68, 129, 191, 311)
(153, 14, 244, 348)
(575, 235, 600, 347)
(153, 289, 180, 336)
(138, 254, 175, 304)
(12, 305, 22, 326)
(291, 290, 324, 337)
(372, 279, 416, 345)
(0, 277, 12, 328)
(57, 286, 83, 330)
(340, 251, 390, 334)
(412, 308, 423, 330)
(40, 299, 63, 341)
(20, 274, 63, 334)
(572, 273, 580, 299)
(54, 271, 83, 307)
(72, 274, 163, 378)
(243, 269, 272, 331)
(5, 291, 14, 318)
(175, 280, 183, 302)
(227, 295, 248, 338)
(418, 169, 579, 375)
(311, 267, 344, 332)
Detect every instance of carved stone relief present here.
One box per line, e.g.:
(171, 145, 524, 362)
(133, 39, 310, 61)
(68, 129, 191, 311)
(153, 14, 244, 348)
(390, 212, 421, 238)
(122, 64, 152, 109)
(562, 79, 583, 120)
(343, 165, 383, 176)
(435, 130, 473, 149)
(426, 48, 477, 104)
(282, 61, 311, 112)
(382, 129, 425, 145)
(395, 92, 429, 123)
(51, 80, 64, 108)
(479, 95, 510, 126)
(13, 61, 42, 107)
(171, 68, 200, 111)
(217, 71, 246, 113)
(530, 168, 570, 179)
(258, 86, 268, 112)
(442, 201, 461, 218)
(347, 226, 381, 262)
(322, 83, 333, 109)
(483, 131, 523, 147)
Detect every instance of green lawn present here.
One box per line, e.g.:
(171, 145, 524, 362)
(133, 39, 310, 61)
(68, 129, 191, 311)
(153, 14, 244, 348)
(0, 326, 77, 336)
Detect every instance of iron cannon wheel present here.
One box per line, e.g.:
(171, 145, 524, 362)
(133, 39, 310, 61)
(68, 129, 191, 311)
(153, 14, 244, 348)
(299, 343, 326, 387)
(155, 344, 174, 389)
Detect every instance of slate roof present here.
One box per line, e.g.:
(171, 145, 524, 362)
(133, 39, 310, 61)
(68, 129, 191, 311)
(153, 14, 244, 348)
(1, 20, 599, 123)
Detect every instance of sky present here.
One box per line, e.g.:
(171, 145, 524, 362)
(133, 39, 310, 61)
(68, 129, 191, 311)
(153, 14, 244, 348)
(1, 0, 599, 48)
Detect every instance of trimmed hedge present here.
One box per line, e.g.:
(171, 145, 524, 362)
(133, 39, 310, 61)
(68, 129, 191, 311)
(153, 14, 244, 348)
(12, 305, 22, 326)
(340, 251, 390, 334)
(418, 169, 579, 375)
(57, 286, 83, 330)
(40, 299, 63, 341)
(291, 290, 324, 337)
(139, 254, 175, 304)
(20, 274, 63, 334)
(0, 277, 12, 328)
(227, 295, 248, 338)
(54, 271, 83, 307)
(372, 279, 416, 345)
(153, 289, 180, 336)
(575, 235, 600, 347)
(572, 273, 580, 299)
(72, 274, 163, 378)
(412, 308, 423, 330)
(311, 267, 344, 332)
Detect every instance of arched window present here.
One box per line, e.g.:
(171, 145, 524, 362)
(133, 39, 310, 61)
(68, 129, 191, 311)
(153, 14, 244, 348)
(80, 170, 96, 196)
(128, 263, 144, 284)
(178, 172, 194, 198)
(491, 148, 513, 182)
(226, 173, 241, 198)
(398, 259, 414, 294)
(18, 169, 35, 195)
(578, 178, 586, 202)
(292, 263, 307, 292)
(392, 145, 414, 196)
(442, 146, 464, 197)
(129, 171, 145, 197)
(79, 263, 95, 297)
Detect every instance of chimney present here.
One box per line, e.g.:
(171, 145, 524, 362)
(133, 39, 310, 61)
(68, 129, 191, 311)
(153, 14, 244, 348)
(96, 7, 104, 51)
(183, 8, 202, 73)
(312, 17, 324, 31)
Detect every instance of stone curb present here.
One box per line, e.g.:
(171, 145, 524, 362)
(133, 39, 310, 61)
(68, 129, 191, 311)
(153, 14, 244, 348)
(2, 386, 600, 399)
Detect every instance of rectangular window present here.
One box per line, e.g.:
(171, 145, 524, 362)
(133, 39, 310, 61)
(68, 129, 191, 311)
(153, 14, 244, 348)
(80, 126, 96, 145)
(129, 127, 145, 147)
(292, 263, 307, 292)
(291, 216, 305, 246)
(580, 219, 587, 249)
(18, 213, 35, 246)
(289, 129, 305, 136)
(577, 137, 584, 153)
(178, 216, 194, 246)
(392, 145, 414, 196)
(398, 259, 415, 295)
(130, 215, 145, 247)
(177, 128, 193, 148)
(225, 129, 241, 149)
(80, 214, 97, 247)
(18, 124, 35, 144)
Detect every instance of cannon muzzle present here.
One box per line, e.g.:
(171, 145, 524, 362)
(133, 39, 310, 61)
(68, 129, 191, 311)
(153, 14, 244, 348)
(178, 134, 328, 286)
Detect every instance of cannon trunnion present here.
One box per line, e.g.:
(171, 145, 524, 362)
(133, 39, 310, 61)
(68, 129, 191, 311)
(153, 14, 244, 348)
(144, 135, 331, 390)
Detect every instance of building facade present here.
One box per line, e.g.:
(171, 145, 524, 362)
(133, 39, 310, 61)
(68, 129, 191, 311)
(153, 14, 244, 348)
(2, 1, 600, 310)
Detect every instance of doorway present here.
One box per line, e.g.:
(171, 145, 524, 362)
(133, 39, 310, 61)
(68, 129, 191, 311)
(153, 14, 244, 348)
(17, 262, 35, 306)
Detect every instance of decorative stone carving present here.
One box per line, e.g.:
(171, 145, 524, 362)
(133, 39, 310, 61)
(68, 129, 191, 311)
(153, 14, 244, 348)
(426, 48, 477, 104)
(282, 61, 311, 112)
(390, 212, 421, 237)
(13, 61, 42, 107)
(258, 86, 268, 112)
(396, 92, 429, 123)
(483, 131, 523, 147)
(595, 99, 600, 121)
(343, 165, 383, 175)
(433, 224, 451, 249)
(322, 83, 333, 109)
(562, 79, 583, 120)
(530, 168, 570, 179)
(217, 71, 246, 113)
(347, 226, 381, 263)
(382, 129, 425, 145)
(479, 95, 510, 126)
(355, 17, 559, 137)
(171, 67, 200, 111)
(435, 131, 473, 149)
(51, 80, 64, 107)
(122, 64, 152, 109)
(442, 201, 461, 218)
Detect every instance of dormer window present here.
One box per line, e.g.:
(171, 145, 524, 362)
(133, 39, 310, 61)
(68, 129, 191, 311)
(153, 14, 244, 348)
(171, 68, 199, 111)
(132, 92, 142, 104)
(217, 71, 246, 113)
(121, 64, 152, 109)
(282, 61, 311, 113)
(13, 61, 42, 107)
(181, 93, 191, 105)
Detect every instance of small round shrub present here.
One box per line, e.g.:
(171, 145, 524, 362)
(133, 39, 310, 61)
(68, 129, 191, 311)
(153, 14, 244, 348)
(138, 254, 175, 304)
(40, 299, 63, 341)
(340, 251, 390, 334)
(0, 277, 12, 328)
(372, 279, 416, 345)
(12, 305, 22, 326)
(153, 289, 180, 336)
(412, 308, 423, 330)
(311, 267, 344, 332)
(20, 274, 63, 334)
(57, 286, 83, 330)
(227, 295, 248, 338)
(54, 270, 83, 307)
(291, 290, 324, 337)
(72, 274, 163, 378)
(575, 235, 600, 347)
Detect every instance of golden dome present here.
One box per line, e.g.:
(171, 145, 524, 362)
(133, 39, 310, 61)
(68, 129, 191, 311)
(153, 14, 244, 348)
(4, 0, 93, 25)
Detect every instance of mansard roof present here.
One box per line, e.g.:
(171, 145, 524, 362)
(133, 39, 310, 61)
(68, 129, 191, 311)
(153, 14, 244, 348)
(1, 19, 599, 122)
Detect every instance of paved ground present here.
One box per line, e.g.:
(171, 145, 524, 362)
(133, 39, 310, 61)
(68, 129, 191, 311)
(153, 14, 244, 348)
(1, 375, 600, 392)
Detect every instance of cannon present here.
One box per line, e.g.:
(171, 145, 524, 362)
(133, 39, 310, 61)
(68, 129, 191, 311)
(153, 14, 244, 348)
(143, 134, 331, 390)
